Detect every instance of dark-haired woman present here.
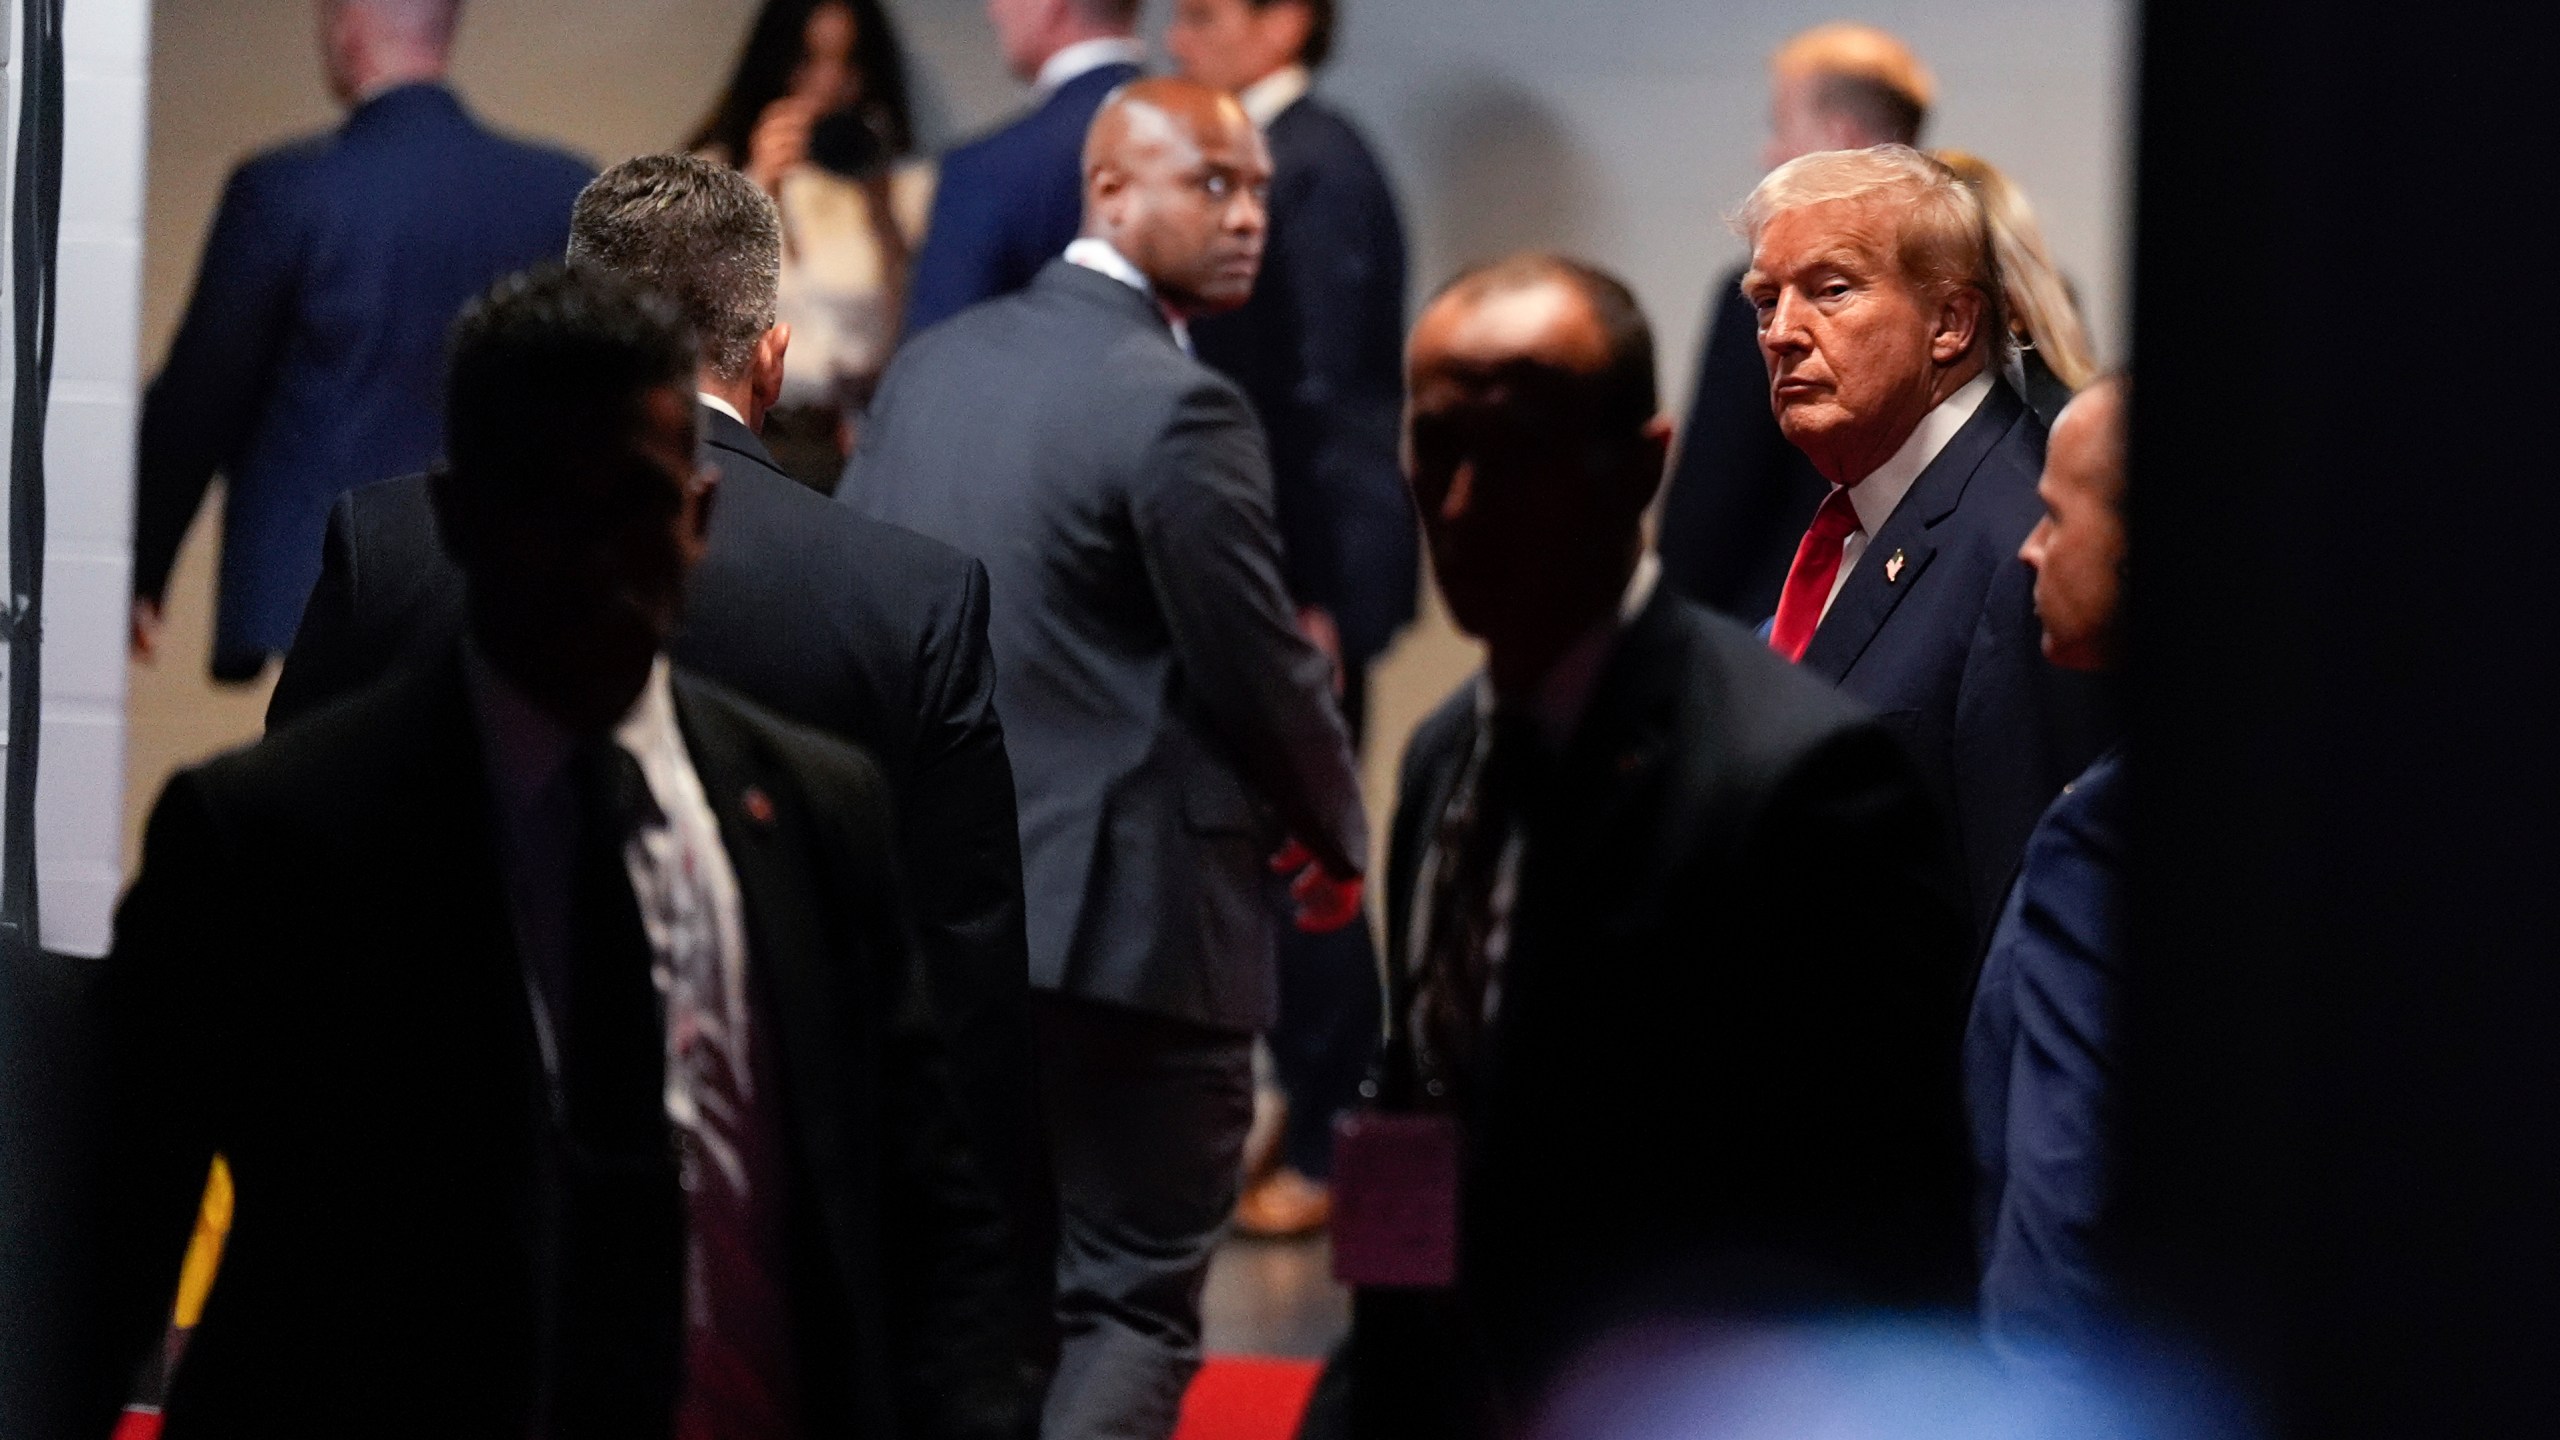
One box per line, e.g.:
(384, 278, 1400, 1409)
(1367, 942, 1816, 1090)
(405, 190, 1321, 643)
(692, 0, 933, 490)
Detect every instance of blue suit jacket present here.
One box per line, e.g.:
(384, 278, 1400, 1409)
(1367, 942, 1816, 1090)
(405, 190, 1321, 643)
(1191, 94, 1414, 666)
(1798, 379, 2117, 936)
(902, 63, 1143, 338)
(133, 83, 591, 679)
(1964, 746, 2126, 1357)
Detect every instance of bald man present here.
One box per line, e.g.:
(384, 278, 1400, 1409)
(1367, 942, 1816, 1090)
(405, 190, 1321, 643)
(1655, 22, 1935, 625)
(1315, 254, 1969, 1438)
(132, 0, 593, 681)
(843, 79, 1367, 1440)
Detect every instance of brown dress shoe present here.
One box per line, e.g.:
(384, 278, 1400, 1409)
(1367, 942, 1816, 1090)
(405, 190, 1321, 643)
(1233, 1166, 1333, 1239)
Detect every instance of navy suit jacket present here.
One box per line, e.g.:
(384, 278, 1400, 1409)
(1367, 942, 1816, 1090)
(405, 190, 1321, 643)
(1191, 93, 1414, 665)
(1964, 746, 2126, 1358)
(1655, 270, 1829, 623)
(1799, 379, 2116, 938)
(902, 63, 1142, 338)
(133, 83, 592, 679)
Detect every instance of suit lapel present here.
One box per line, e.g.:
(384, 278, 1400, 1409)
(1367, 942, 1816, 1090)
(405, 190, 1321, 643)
(1800, 382, 2029, 681)
(668, 679, 868, 1262)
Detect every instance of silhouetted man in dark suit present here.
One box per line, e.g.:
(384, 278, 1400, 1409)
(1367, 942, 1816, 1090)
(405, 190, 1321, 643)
(1655, 23, 1932, 623)
(1169, 0, 1413, 1238)
(131, 0, 592, 680)
(902, 0, 1146, 335)
(1743, 145, 2113, 938)
(1969, 377, 2131, 1373)
(70, 266, 1019, 1439)
(1319, 254, 1970, 1439)
(846, 80, 1367, 1440)
(266, 154, 1053, 1394)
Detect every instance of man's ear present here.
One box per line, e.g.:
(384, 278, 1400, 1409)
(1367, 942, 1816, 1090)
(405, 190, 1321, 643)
(1932, 286, 1986, 365)
(751, 322, 790, 416)
(1618, 414, 1677, 517)
(1265, 0, 1317, 63)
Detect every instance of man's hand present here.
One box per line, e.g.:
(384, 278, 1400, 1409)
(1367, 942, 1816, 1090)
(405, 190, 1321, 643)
(130, 597, 164, 662)
(1297, 606, 1344, 699)
(1272, 839, 1364, 934)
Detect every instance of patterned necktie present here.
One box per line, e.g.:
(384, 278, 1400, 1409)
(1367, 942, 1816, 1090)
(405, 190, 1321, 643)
(1768, 486, 1863, 662)
(1412, 710, 1547, 1101)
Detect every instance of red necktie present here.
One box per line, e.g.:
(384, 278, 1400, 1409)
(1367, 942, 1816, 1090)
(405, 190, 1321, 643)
(1768, 487, 1863, 662)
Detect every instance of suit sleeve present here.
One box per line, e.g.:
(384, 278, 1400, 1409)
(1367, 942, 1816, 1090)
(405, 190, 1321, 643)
(1734, 723, 1976, 1302)
(1264, 146, 1410, 632)
(1979, 781, 2124, 1355)
(818, 765, 1025, 1440)
(134, 161, 300, 606)
(1953, 555, 2120, 934)
(64, 774, 238, 1433)
(1130, 383, 1369, 878)
(265, 491, 368, 729)
(903, 151, 1005, 339)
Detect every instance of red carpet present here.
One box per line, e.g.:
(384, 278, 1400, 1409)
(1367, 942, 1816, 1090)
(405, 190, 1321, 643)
(1174, 1355, 1324, 1440)
(118, 1356, 1320, 1440)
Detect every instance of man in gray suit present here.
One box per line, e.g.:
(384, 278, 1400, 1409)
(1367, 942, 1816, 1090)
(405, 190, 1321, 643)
(840, 78, 1369, 1440)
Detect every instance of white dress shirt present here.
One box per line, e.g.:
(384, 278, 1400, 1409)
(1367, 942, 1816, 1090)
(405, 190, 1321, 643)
(464, 653, 757, 1192)
(1820, 370, 1994, 622)
(1037, 36, 1147, 94)
(1064, 235, 1193, 354)
(1238, 63, 1312, 129)
(696, 391, 747, 428)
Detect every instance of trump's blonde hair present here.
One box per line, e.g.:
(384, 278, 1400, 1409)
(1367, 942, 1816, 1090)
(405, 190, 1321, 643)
(1733, 144, 2009, 366)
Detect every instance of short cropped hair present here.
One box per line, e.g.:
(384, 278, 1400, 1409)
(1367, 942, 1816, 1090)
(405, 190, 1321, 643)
(445, 264, 697, 498)
(338, 0, 462, 50)
(1430, 252, 1658, 433)
(1773, 22, 1933, 146)
(1734, 144, 2011, 367)
(1073, 0, 1144, 29)
(1242, 0, 1336, 69)
(567, 154, 781, 382)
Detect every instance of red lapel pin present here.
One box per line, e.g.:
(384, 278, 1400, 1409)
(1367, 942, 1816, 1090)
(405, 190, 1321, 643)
(742, 786, 776, 825)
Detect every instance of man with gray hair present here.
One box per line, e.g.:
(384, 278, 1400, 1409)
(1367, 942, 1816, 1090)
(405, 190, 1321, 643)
(131, 0, 593, 680)
(1739, 144, 2113, 938)
(271, 153, 1050, 1402)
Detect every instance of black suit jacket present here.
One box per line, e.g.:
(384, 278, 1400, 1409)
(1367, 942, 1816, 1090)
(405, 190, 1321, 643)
(266, 407, 1052, 1370)
(845, 261, 1365, 1034)
(1797, 380, 2117, 937)
(69, 660, 1017, 1439)
(1655, 270, 1829, 622)
(1348, 589, 1974, 1429)
(1190, 94, 1416, 666)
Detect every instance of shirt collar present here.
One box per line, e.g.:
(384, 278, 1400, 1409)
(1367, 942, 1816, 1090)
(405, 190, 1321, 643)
(1478, 550, 1661, 751)
(1037, 36, 1146, 94)
(696, 391, 747, 428)
(1238, 64, 1313, 129)
(463, 646, 678, 821)
(1063, 237, 1192, 354)
(1843, 370, 1993, 536)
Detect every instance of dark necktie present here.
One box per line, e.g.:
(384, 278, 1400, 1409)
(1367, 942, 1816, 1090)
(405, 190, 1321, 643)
(548, 741, 684, 1440)
(1411, 709, 1548, 1101)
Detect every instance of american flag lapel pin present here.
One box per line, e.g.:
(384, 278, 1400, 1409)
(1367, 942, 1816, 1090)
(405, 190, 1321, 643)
(743, 786, 777, 826)
(1884, 549, 1907, 584)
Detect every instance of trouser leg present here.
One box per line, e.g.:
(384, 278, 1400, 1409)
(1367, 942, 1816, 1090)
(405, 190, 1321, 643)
(1035, 994, 1254, 1440)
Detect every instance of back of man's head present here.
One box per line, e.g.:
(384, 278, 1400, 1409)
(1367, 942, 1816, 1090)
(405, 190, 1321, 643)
(567, 154, 782, 384)
(1772, 22, 1933, 148)
(1073, 0, 1144, 31)
(321, 0, 461, 104)
(445, 263, 698, 503)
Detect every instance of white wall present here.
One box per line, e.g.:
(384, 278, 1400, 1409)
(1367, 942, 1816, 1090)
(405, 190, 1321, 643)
(22, 0, 148, 956)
